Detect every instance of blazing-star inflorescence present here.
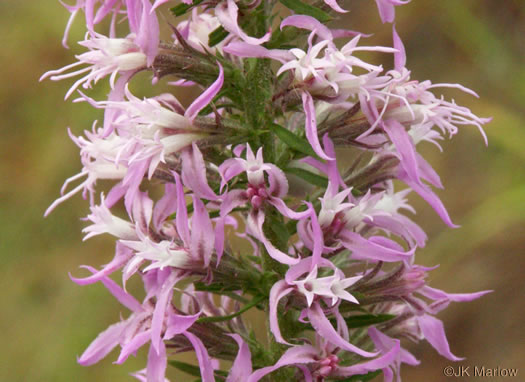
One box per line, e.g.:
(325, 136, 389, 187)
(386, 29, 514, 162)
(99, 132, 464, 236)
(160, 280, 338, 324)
(42, 1, 492, 381)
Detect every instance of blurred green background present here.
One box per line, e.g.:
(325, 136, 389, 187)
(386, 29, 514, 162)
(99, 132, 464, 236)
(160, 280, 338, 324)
(1, 1, 524, 381)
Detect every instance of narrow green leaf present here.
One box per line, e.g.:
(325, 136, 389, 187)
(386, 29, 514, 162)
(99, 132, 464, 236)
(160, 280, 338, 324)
(344, 314, 396, 328)
(168, 360, 202, 377)
(197, 295, 265, 323)
(279, 0, 332, 22)
(209, 26, 229, 47)
(271, 123, 317, 158)
(194, 281, 239, 293)
(170, 0, 205, 16)
(285, 167, 328, 188)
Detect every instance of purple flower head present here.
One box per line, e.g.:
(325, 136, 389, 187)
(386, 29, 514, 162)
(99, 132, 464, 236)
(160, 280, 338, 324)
(76, 268, 199, 382)
(43, 0, 160, 98)
(41, 32, 148, 100)
(219, 144, 316, 265)
(43, 1, 492, 380)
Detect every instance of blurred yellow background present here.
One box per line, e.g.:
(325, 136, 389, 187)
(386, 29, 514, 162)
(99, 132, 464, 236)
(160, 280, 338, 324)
(1, 1, 524, 381)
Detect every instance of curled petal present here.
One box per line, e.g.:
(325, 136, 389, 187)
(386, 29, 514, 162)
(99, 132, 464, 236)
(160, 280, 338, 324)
(183, 332, 216, 382)
(216, 0, 271, 45)
(280, 15, 334, 40)
(308, 302, 379, 358)
(164, 311, 201, 340)
(73, 266, 143, 313)
(69, 243, 132, 285)
(269, 280, 294, 345)
(400, 173, 459, 228)
(248, 345, 317, 382)
(340, 230, 415, 262)
(417, 314, 464, 361)
(185, 63, 224, 122)
(227, 334, 253, 382)
(333, 338, 401, 377)
(249, 210, 299, 265)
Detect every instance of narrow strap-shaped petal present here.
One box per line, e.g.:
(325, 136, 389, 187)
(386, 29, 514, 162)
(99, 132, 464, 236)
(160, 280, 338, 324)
(323, 0, 348, 13)
(280, 15, 334, 41)
(190, 196, 215, 266)
(146, 341, 167, 382)
(153, 183, 177, 230)
(219, 158, 247, 190)
(248, 345, 317, 382)
(249, 210, 299, 265)
(416, 152, 443, 188)
(84, 0, 96, 32)
(220, 189, 247, 217)
(323, 134, 346, 191)
(226, 334, 253, 382)
(368, 214, 427, 248)
(78, 320, 127, 366)
(116, 330, 152, 364)
(384, 119, 419, 185)
(268, 280, 294, 345)
(392, 25, 406, 71)
(339, 230, 415, 262)
(131, 191, 154, 232)
(183, 332, 216, 382)
(151, 272, 179, 354)
(400, 172, 459, 228)
(302, 92, 333, 160)
(223, 42, 292, 62)
(417, 314, 464, 361)
(185, 63, 224, 122)
(266, 164, 289, 198)
(419, 286, 492, 303)
(332, 339, 400, 377)
(216, 0, 271, 46)
(268, 198, 310, 220)
(164, 311, 201, 340)
(94, 0, 120, 24)
(135, 0, 160, 66)
(69, 244, 132, 285)
(126, 0, 140, 33)
(375, 0, 396, 23)
(307, 203, 324, 270)
(74, 266, 143, 313)
(174, 172, 191, 245)
(182, 144, 218, 200)
(307, 302, 379, 358)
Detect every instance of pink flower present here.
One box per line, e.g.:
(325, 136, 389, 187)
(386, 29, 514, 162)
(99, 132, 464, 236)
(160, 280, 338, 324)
(219, 145, 312, 265)
(76, 268, 199, 382)
(42, 0, 159, 99)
